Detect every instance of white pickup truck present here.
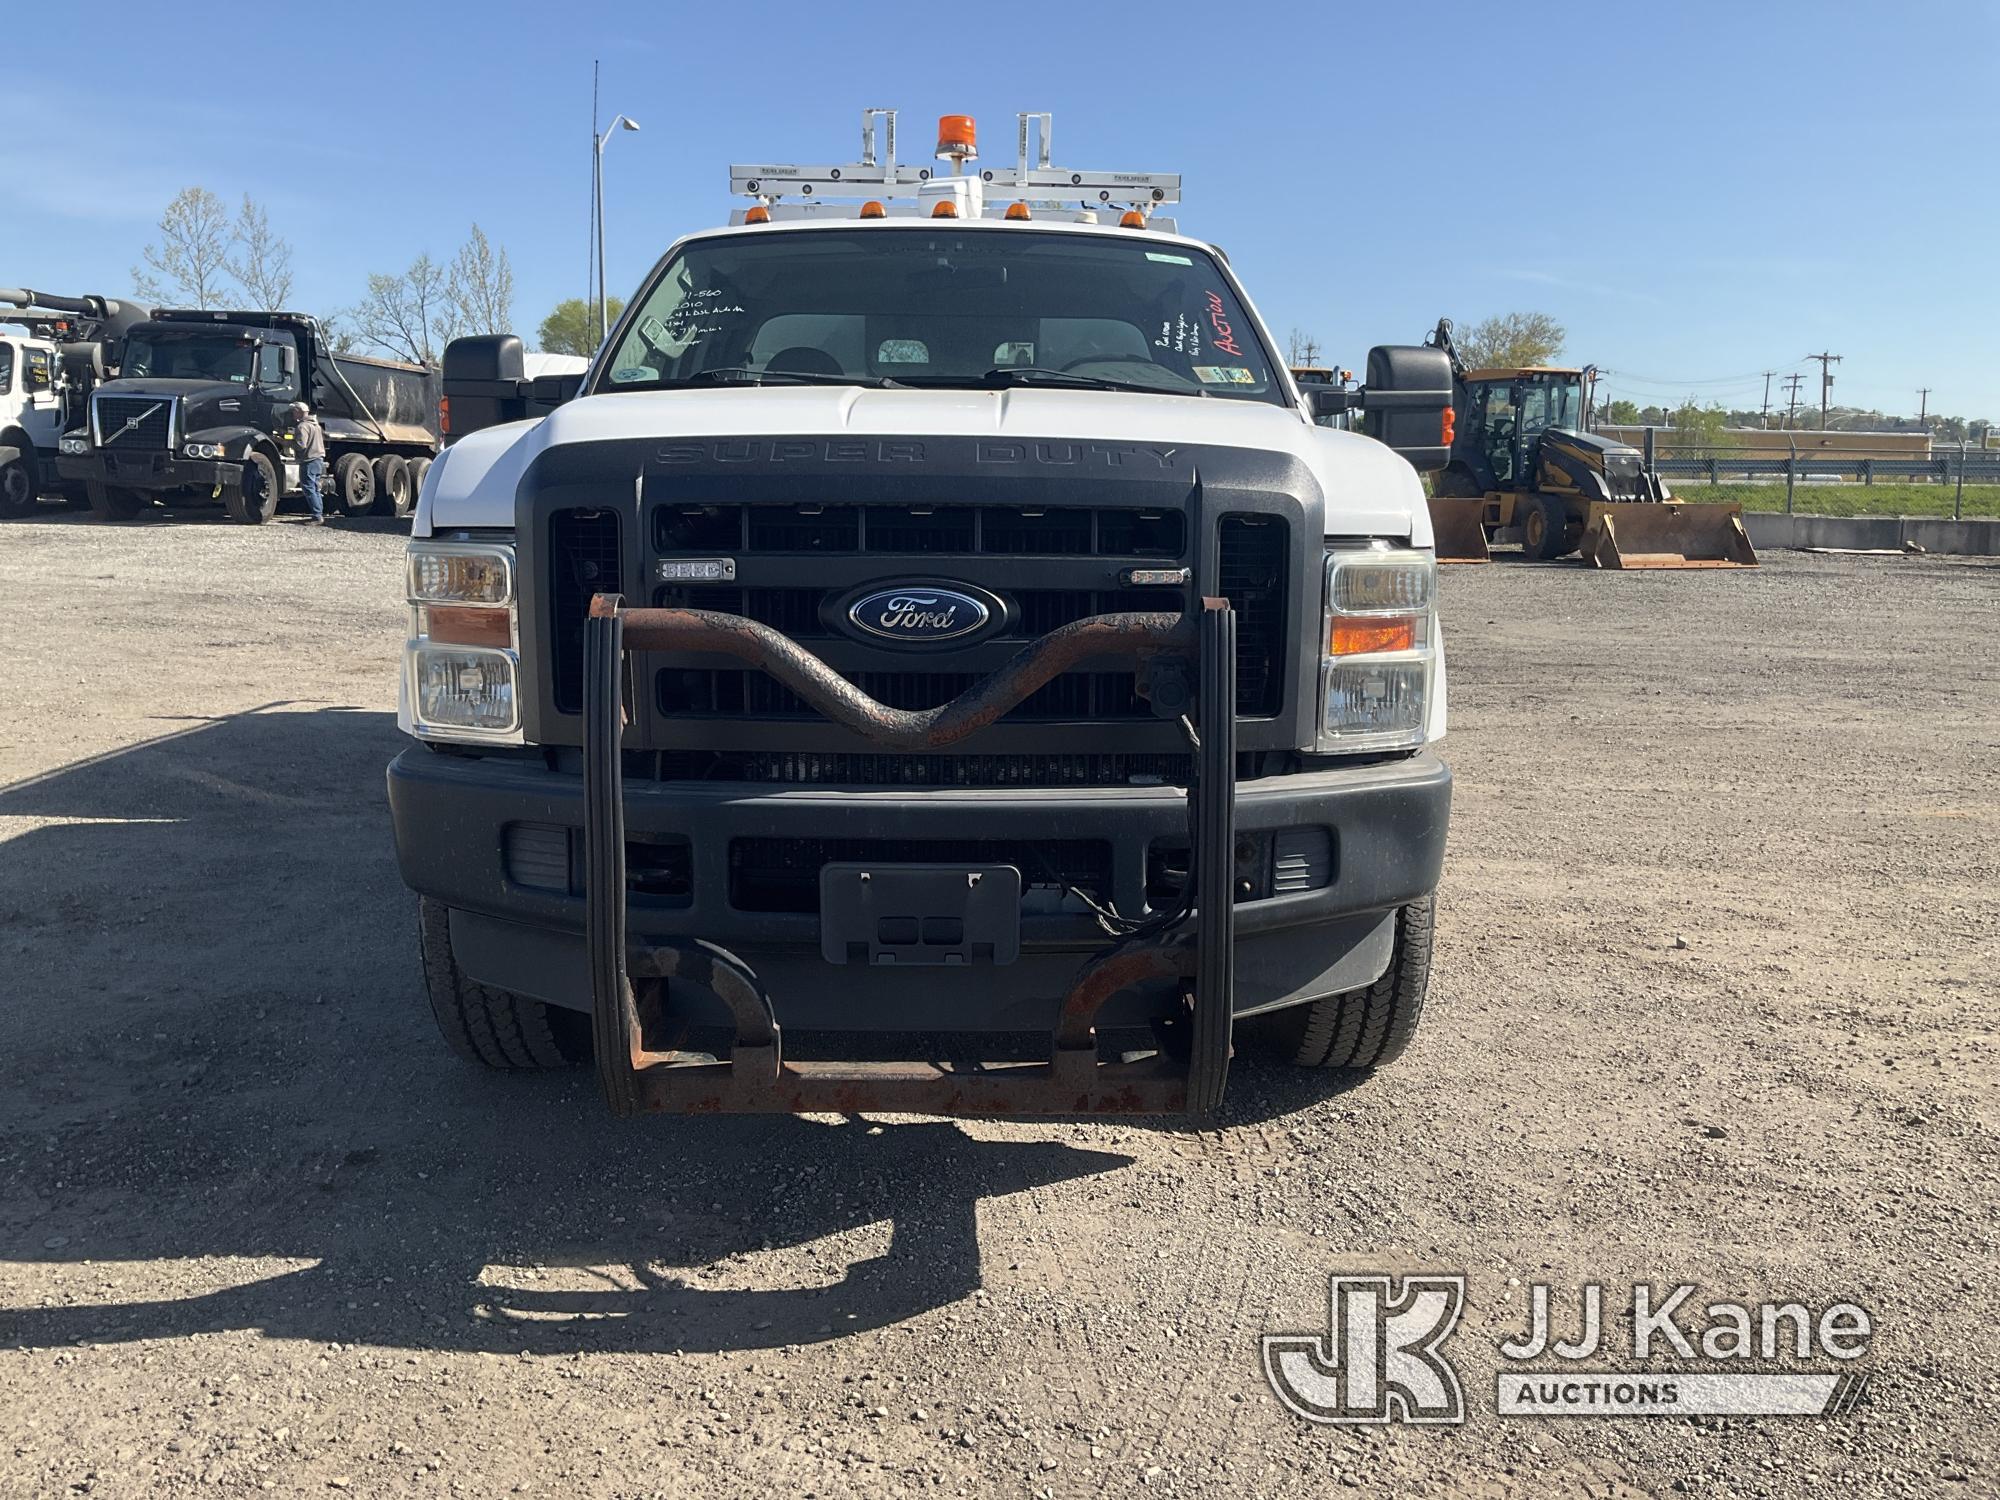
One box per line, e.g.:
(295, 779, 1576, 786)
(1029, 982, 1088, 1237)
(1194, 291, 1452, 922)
(386, 111, 1456, 1121)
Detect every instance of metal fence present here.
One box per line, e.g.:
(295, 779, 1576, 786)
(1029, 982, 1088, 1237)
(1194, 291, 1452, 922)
(1638, 433, 2000, 519)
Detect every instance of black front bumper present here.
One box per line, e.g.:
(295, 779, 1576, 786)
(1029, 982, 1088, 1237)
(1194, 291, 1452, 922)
(386, 745, 1451, 1030)
(57, 450, 240, 493)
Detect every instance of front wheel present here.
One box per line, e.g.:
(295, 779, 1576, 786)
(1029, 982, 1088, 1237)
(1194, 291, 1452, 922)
(1258, 897, 1436, 1072)
(235, 453, 279, 523)
(0, 452, 37, 516)
(417, 896, 590, 1070)
(1521, 495, 1573, 561)
(87, 482, 149, 521)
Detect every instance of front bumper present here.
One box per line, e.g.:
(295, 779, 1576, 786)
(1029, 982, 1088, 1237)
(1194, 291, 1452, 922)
(386, 743, 1451, 1029)
(57, 450, 240, 493)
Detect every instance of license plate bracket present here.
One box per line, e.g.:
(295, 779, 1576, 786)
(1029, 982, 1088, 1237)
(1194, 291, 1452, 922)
(819, 863, 1021, 966)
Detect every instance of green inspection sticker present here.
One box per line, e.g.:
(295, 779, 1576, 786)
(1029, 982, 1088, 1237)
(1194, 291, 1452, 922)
(1145, 251, 1194, 265)
(1192, 365, 1257, 385)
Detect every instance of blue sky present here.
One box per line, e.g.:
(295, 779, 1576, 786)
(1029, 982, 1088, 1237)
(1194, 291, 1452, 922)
(8, 0, 1996, 418)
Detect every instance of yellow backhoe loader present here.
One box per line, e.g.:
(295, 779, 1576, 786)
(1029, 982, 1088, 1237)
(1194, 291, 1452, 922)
(1421, 319, 1757, 569)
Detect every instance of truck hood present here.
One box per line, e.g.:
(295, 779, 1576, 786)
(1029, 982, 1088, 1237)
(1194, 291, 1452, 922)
(93, 376, 246, 401)
(423, 387, 1430, 542)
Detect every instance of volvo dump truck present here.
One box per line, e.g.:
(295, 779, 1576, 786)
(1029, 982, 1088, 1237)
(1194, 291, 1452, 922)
(386, 110, 1456, 1121)
(56, 308, 438, 522)
(1423, 318, 1757, 568)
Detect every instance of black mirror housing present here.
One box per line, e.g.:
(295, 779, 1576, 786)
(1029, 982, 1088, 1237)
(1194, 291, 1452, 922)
(441, 335, 545, 444)
(1359, 344, 1454, 472)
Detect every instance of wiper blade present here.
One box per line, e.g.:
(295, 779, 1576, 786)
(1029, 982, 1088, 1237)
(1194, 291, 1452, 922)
(673, 366, 906, 389)
(976, 366, 1205, 396)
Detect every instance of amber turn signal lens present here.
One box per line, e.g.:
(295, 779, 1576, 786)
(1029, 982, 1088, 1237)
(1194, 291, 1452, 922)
(1118, 209, 1146, 228)
(1330, 616, 1417, 656)
(426, 605, 512, 649)
(1005, 201, 1031, 220)
(1441, 405, 1456, 444)
(860, 200, 887, 218)
(745, 205, 771, 224)
(931, 200, 959, 218)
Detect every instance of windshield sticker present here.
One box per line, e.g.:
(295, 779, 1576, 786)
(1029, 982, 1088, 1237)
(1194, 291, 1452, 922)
(1204, 291, 1244, 357)
(1145, 252, 1194, 265)
(1193, 365, 1257, 386)
(611, 366, 659, 384)
(660, 288, 746, 347)
(1155, 314, 1201, 360)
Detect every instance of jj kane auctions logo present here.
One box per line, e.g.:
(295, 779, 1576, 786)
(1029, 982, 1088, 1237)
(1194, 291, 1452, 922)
(1263, 1276, 1875, 1424)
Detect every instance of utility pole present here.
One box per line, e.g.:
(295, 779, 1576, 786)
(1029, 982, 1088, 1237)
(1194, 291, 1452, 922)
(589, 60, 599, 337)
(1781, 373, 1805, 431)
(1916, 387, 1931, 432)
(1803, 351, 1842, 430)
(1760, 370, 1777, 428)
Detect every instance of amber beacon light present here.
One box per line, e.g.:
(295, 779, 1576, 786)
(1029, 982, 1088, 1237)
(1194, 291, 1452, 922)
(934, 114, 978, 162)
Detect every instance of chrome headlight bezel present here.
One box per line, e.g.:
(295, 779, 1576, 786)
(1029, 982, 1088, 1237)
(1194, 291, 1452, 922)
(404, 539, 523, 745)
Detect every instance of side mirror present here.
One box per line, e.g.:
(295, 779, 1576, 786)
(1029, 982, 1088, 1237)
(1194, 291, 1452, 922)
(439, 335, 582, 444)
(279, 345, 297, 381)
(440, 334, 527, 444)
(1357, 345, 1455, 472)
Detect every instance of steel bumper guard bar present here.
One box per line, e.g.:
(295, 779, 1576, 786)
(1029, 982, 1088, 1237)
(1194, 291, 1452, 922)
(580, 594, 1238, 1120)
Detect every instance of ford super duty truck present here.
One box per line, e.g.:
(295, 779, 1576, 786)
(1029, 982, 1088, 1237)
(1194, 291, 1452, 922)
(386, 111, 1455, 1120)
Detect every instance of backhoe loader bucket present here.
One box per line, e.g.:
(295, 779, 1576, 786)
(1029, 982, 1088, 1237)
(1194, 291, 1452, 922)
(1427, 496, 1492, 563)
(1581, 502, 1758, 570)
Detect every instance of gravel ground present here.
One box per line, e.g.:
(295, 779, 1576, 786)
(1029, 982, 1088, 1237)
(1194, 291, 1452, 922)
(1, 508, 1995, 1499)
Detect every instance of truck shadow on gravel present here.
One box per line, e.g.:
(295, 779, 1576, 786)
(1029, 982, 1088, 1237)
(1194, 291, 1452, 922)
(0, 703, 1344, 1358)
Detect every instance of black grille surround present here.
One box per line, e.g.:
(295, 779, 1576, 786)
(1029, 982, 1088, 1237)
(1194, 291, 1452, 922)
(93, 394, 176, 452)
(515, 435, 1328, 771)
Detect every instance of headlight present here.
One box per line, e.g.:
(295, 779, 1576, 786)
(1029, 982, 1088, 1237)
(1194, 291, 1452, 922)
(182, 441, 226, 460)
(60, 436, 89, 456)
(405, 540, 521, 744)
(1318, 546, 1437, 752)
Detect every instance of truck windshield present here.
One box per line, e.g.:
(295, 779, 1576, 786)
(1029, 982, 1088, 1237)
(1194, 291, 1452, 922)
(121, 333, 257, 384)
(1517, 376, 1584, 439)
(600, 227, 1286, 404)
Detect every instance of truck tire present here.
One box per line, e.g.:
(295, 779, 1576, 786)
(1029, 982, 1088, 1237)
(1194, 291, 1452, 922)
(334, 452, 375, 516)
(0, 450, 36, 516)
(1260, 897, 1435, 1072)
(417, 896, 589, 1070)
(1522, 495, 1571, 561)
(370, 455, 411, 517)
(236, 452, 279, 524)
(87, 482, 148, 521)
(408, 456, 433, 506)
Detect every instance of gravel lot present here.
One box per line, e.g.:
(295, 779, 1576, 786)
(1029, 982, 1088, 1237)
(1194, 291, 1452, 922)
(1, 508, 1994, 1499)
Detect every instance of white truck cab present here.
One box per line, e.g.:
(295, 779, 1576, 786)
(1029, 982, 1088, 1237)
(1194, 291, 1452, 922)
(0, 328, 66, 514)
(388, 111, 1456, 1120)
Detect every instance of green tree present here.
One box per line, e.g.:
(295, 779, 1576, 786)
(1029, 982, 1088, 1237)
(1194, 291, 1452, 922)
(1606, 399, 1641, 425)
(1459, 311, 1564, 370)
(132, 186, 235, 308)
(538, 296, 623, 356)
(1667, 399, 1735, 454)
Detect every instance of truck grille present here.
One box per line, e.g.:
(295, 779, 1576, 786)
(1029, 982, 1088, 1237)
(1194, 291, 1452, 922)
(549, 509, 623, 713)
(653, 750, 1200, 787)
(655, 503, 1185, 558)
(94, 395, 175, 451)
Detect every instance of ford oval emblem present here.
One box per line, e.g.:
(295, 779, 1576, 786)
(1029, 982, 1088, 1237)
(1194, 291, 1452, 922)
(835, 581, 1005, 647)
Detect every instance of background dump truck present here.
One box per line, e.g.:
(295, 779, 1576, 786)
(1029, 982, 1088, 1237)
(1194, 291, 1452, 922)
(1423, 317, 1758, 569)
(56, 308, 438, 523)
(0, 288, 151, 515)
(386, 111, 1457, 1121)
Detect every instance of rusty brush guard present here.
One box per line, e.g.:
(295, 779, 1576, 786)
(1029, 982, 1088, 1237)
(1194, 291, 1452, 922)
(580, 593, 1237, 1120)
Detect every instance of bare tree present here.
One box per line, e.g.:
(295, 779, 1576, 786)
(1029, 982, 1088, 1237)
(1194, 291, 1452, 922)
(447, 224, 514, 337)
(133, 187, 235, 308)
(1286, 327, 1324, 368)
(352, 254, 458, 365)
(1459, 311, 1565, 370)
(228, 195, 294, 311)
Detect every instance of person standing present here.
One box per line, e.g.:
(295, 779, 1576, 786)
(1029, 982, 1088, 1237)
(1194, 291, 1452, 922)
(292, 401, 328, 524)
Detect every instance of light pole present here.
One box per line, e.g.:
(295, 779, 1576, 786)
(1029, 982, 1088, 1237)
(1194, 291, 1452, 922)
(594, 113, 641, 346)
